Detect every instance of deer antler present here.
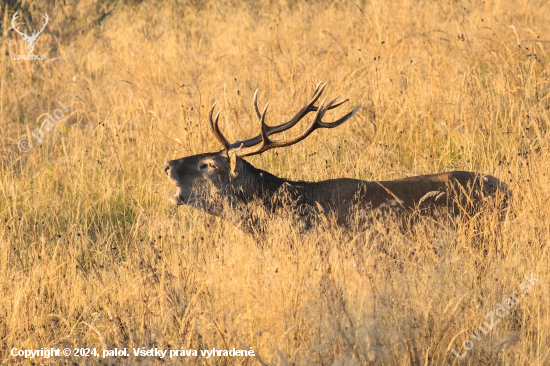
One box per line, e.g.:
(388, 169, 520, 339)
(230, 82, 349, 148)
(207, 83, 361, 158)
(11, 11, 48, 41)
(11, 11, 28, 38)
(32, 13, 49, 39)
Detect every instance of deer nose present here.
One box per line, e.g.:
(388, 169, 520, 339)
(164, 165, 170, 175)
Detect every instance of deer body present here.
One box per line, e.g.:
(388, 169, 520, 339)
(165, 83, 509, 229)
(166, 152, 508, 227)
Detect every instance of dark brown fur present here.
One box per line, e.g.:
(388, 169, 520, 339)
(165, 151, 510, 230)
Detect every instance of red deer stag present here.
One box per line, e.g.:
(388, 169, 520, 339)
(165, 83, 509, 232)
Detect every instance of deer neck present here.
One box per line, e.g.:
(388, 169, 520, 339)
(236, 161, 290, 201)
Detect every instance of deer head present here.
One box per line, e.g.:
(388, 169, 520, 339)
(164, 82, 361, 216)
(11, 11, 49, 55)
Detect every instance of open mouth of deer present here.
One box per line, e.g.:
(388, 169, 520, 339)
(169, 186, 184, 205)
(168, 185, 205, 208)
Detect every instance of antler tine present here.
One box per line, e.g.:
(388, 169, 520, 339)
(252, 89, 261, 122)
(319, 103, 362, 129)
(229, 102, 271, 157)
(208, 102, 231, 151)
(312, 94, 343, 123)
(310, 97, 349, 111)
(257, 102, 271, 147)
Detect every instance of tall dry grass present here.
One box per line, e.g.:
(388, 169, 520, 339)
(1, 0, 549, 364)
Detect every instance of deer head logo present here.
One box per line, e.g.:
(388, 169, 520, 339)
(11, 11, 49, 55)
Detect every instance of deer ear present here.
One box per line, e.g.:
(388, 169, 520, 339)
(229, 153, 240, 178)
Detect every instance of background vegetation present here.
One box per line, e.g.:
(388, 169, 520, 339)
(1, 0, 549, 364)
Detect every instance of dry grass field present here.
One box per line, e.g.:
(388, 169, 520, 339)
(1, 0, 550, 364)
